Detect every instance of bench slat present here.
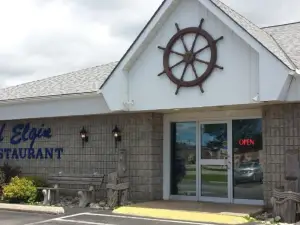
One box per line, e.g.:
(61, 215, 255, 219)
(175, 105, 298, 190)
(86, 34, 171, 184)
(44, 173, 104, 189)
(48, 174, 104, 178)
(48, 179, 103, 184)
(47, 180, 103, 186)
(38, 187, 93, 191)
(48, 176, 104, 180)
(48, 177, 103, 181)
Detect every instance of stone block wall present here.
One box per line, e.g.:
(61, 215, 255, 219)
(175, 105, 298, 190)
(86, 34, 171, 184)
(262, 103, 300, 207)
(0, 112, 163, 202)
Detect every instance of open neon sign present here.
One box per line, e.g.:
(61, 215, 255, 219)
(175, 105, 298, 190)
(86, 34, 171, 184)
(238, 138, 255, 146)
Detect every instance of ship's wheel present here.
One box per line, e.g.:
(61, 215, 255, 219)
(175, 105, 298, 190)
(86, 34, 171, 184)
(157, 19, 224, 95)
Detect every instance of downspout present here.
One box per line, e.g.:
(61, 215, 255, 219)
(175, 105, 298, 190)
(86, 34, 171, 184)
(281, 69, 300, 101)
(286, 66, 300, 101)
(123, 69, 134, 111)
(285, 69, 300, 100)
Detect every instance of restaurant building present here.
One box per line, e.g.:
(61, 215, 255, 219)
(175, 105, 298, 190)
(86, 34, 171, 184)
(0, 0, 300, 207)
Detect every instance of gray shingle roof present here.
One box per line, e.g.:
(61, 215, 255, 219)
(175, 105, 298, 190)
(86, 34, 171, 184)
(0, 61, 118, 101)
(263, 22, 300, 68)
(210, 0, 296, 70)
(0, 0, 299, 102)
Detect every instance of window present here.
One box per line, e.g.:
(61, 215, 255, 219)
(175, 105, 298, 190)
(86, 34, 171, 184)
(170, 122, 196, 196)
(232, 119, 263, 200)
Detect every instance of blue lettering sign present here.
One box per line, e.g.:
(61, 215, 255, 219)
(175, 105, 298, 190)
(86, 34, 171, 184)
(0, 124, 5, 142)
(28, 148, 35, 159)
(0, 148, 62, 160)
(19, 148, 27, 159)
(10, 123, 52, 148)
(45, 148, 53, 159)
(55, 148, 63, 159)
(11, 148, 19, 159)
(5, 148, 11, 159)
(0, 123, 63, 160)
(36, 148, 44, 159)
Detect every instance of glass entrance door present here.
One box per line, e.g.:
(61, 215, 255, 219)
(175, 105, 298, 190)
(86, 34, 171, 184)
(198, 122, 232, 203)
(168, 119, 263, 204)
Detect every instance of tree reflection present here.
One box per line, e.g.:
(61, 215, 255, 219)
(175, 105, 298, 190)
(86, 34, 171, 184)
(201, 124, 227, 159)
(171, 122, 196, 196)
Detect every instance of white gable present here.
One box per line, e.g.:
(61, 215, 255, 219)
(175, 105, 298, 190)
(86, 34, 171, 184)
(102, 0, 290, 112)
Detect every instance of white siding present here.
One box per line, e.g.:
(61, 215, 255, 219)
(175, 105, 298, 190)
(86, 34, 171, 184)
(102, 0, 290, 112)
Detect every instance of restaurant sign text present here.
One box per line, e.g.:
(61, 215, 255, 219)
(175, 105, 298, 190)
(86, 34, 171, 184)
(0, 123, 63, 159)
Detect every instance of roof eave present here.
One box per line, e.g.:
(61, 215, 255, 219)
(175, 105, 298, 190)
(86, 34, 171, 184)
(205, 0, 294, 71)
(289, 69, 300, 76)
(0, 91, 101, 105)
(99, 0, 169, 90)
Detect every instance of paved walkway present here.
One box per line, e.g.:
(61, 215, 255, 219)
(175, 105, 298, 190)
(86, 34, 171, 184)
(0, 210, 226, 225)
(113, 201, 263, 224)
(0, 201, 263, 225)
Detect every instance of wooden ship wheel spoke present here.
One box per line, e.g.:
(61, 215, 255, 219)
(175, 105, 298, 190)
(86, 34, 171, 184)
(157, 19, 224, 95)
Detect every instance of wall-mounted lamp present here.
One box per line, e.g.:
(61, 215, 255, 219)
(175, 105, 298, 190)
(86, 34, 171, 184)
(112, 125, 121, 148)
(80, 126, 88, 147)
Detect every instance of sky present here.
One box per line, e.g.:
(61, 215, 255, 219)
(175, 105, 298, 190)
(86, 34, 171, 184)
(0, 0, 300, 88)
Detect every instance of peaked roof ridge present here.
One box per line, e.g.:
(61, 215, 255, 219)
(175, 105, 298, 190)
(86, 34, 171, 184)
(261, 21, 300, 29)
(211, 0, 257, 27)
(0, 61, 118, 91)
(211, 0, 271, 35)
(262, 22, 300, 69)
(209, 0, 295, 70)
(268, 33, 298, 69)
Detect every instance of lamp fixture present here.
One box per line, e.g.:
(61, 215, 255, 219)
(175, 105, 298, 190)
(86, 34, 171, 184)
(80, 126, 88, 147)
(112, 125, 121, 148)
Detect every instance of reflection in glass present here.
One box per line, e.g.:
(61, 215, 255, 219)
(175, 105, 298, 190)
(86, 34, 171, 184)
(232, 119, 263, 200)
(201, 123, 228, 159)
(201, 165, 228, 198)
(170, 122, 196, 196)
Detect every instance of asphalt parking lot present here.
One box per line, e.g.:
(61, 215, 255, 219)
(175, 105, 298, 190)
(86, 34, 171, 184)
(0, 210, 56, 225)
(0, 210, 219, 225)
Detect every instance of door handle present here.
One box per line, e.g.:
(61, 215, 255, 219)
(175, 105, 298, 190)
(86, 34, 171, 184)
(227, 158, 231, 169)
(224, 154, 231, 169)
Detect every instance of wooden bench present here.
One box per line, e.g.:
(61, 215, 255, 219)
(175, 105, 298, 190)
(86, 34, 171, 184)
(38, 172, 104, 207)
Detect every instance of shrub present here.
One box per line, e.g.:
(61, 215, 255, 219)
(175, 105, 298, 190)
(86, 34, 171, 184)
(25, 176, 48, 202)
(0, 169, 5, 197)
(25, 176, 48, 188)
(0, 163, 21, 183)
(3, 176, 37, 204)
(0, 170, 5, 185)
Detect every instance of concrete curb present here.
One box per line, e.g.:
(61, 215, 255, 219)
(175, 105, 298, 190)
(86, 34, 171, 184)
(0, 203, 65, 215)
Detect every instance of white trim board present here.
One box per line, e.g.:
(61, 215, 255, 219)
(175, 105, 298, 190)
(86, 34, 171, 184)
(0, 94, 111, 121)
(164, 108, 262, 122)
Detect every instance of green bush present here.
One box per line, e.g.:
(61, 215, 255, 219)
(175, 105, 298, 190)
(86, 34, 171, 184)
(3, 177, 37, 204)
(25, 176, 48, 188)
(0, 169, 5, 197)
(25, 176, 48, 202)
(0, 169, 5, 185)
